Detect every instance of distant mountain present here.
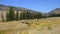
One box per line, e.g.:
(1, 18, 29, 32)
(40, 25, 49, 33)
(49, 8, 60, 15)
(0, 4, 43, 21)
(41, 8, 60, 16)
(0, 4, 41, 14)
(2, 4, 60, 17)
(0, 4, 26, 11)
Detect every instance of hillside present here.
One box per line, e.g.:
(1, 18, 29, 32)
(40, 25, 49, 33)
(0, 4, 60, 34)
(0, 4, 42, 16)
(1, 4, 60, 18)
(0, 4, 40, 13)
(0, 4, 42, 21)
(49, 8, 60, 14)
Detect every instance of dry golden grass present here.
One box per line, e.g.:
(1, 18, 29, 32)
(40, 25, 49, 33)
(0, 17, 60, 34)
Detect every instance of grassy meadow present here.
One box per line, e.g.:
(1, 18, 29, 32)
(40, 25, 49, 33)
(0, 17, 60, 34)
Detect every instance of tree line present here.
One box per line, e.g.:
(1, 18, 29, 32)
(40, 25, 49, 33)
(48, 13, 60, 17)
(5, 7, 43, 22)
(2, 7, 60, 22)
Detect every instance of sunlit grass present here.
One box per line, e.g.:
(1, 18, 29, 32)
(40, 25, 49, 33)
(28, 17, 60, 29)
(0, 17, 60, 34)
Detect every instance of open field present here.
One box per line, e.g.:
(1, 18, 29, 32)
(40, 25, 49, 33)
(0, 17, 60, 34)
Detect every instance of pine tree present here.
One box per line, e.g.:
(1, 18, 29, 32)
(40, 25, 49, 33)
(7, 7, 15, 21)
(37, 13, 43, 19)
(20, 12, 24, 20)
(15, 10, 19, 21)
(6, 11, 9, 21)
(1, 12, 4, 22)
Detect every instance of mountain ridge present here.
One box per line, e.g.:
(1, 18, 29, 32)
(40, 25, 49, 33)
(0, 4, 60, 16)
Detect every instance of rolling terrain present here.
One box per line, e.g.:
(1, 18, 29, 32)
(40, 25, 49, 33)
(0, 4, 60, 34)
(0, 17, 60, 34)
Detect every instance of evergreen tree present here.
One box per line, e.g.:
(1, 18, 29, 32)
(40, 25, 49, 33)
(20, 10, 30, 20)
(37, 13, 43, 19)
(20, 10, 43, 20)
(7, 7, 15, 21)
(25, 10, 30, 19)
(48, 13, 57, 17)
(20, 12, 24, 20)
(6, 11, 9, 21)
(49, 13, 60, 17)
(1, 12, 4, 22)
(15, 10, 19, 21)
